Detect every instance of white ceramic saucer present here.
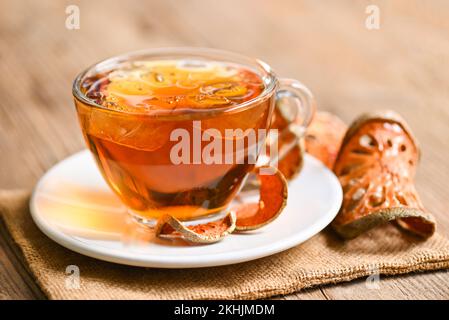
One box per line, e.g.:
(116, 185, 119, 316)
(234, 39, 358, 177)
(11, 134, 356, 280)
(30, 150, 342, 268)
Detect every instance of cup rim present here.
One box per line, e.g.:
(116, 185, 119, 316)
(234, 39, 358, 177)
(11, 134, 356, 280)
(72, 47, 278, 118)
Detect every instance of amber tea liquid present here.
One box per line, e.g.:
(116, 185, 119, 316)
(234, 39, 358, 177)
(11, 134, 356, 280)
(75, 59, 274, 221)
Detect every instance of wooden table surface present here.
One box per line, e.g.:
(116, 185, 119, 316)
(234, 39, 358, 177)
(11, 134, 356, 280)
(1, 0, 448, 300)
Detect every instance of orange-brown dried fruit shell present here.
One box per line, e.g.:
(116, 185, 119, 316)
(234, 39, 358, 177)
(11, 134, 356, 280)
(269, 101, 304, 180)
(155, 211, 236, 244)
(305, 111, 347, 169)
(277, 143, 304, 180)
(332, 110, 435, 239)
(234, 166, 288, 231)
(272, 109, 346, 179)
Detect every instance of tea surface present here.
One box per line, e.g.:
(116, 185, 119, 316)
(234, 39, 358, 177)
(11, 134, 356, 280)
(81, 59, 264, 114)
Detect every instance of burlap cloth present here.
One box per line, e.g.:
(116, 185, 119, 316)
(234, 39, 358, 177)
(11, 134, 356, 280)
(1, 189, 449, 300)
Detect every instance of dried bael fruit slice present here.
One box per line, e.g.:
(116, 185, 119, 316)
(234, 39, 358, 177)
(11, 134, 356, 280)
(271, 107, 346, 178)
(269, 103, 305, 180)
(305, 111, 347, 169)
(84, 107, 174, 152)
(155, 211, 236, 244)
(234, 166, 288, 231)
(155, 166, 288, 243)
(277, 143, 304, 181)
(332, 110, 436, 239)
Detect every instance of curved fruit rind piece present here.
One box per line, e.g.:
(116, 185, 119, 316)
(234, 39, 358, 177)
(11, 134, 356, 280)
(305, 111, 347, 169)
(234, 166, 288, 231)
(155, 211, 236, 244)
(277, 143, 304, 180)
(270, 103, 304, 180)
(332, 207, 435, 239)
(155, 166, 288, 243)
(272, 108, 346, 179)
(332, 110, 435, 239)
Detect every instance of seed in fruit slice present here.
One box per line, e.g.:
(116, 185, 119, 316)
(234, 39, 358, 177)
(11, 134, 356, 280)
(305, 111, 347, 169)
(200, 82, 232, 93)
(234, 166, 288, 231)
(140, 71, 178, 87)
(216, 85, 248, 97)
(332, 110, 435, 239)
(155, 211, 236, 244)
(187, 94, 230, 108)
(200, 82, 248, 97)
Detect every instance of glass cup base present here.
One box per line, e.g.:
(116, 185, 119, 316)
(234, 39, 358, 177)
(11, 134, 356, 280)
(127, 207, 230, 228)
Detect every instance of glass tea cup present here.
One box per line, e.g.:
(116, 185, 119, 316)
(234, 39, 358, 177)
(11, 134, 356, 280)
(72, 48, 315, 226)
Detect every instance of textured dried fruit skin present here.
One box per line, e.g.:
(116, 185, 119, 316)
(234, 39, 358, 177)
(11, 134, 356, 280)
(270, 105, 304, 180)
(154, 165, 288, 243)
(234, 166, 288, 231)
(332, 110, 435, 239)
(277, 144, 304, 180)
(305, 111, 347, 169)
(155, 211, 236, 244)
(271, 108, 346, 179)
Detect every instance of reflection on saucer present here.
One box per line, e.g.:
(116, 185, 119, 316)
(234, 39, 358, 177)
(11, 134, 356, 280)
(34, 180, 218, 248)
(34, 181, 161, 245)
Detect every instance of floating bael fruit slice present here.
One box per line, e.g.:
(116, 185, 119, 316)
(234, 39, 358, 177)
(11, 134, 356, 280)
(207, 82, 248, 98)
(234, 166, 288, 231)
(155, 211, 236, 244)
(332, 110, 436, 239)
(305, 111, 347, 169)
(84, 106, 174, 152)
(186, 94, 231, 108)
(141, 70, 180, 88)
(107, 80, 152, 96)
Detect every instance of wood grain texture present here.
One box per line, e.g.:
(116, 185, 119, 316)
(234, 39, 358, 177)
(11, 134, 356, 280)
(0, 0, 448, 299)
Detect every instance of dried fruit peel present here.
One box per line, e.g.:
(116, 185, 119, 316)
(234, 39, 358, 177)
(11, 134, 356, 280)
(155, 165, 288, 243)
(272, 108, 346, 179)
(305, 111, 347, 169)
(270, 104, 304, 180)
(332, 110, 435, 239)
(277, 142, 304, 180)
(234, 166, 288, 231)
(155, 211, 236, 244)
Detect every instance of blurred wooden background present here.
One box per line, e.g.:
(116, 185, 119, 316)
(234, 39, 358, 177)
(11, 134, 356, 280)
(0, 0, 448, 299)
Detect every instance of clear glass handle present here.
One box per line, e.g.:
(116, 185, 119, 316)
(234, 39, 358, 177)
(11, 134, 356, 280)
(258, 79, 316, 175)
(276, 78, 316, 137)
(263, 79, 316, 172)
